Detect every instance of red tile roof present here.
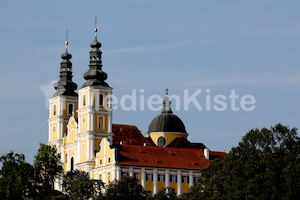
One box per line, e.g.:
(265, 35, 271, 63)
(112, 124, 151, 146)
(112, 124, 227, 170)
(167, 137, 201, 149)
(116, 144, 226, 170)
(209, 151, 227, 159)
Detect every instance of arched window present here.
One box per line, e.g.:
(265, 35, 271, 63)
(99, 94, 104, 106)
(98, 117, 104, 130)
(68, 104, 73, 115)
(70, 157, 74, 172)
(53, 104, 56, 116)
(83, 95, 86, 106)
(157, 136, 166, 147)
(65, 154, 68, 163)
(53, 126, 56, 132)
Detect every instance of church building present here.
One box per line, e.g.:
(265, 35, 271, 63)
(48, 27, 226, 196)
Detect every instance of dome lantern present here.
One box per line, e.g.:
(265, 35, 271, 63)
(147, 89, 188, 147)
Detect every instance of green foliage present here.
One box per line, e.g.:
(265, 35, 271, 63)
(184, 123, 300, 200)
(34, 143, 63, 199)
(149, 187, 178, 200)
(0, 144, 66, 199)
(105, 176, 146, 200)
(62, 169, 104, 199)
(1, 124, 299, 200)
(0, 151, 34, 199)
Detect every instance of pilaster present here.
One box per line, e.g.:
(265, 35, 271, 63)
(141, 168, 146, 188)
(153, 169, 158, 194)
(165, 169, 170, 188)
(189, 171, 193, 188)
(177, 170, 182, 195)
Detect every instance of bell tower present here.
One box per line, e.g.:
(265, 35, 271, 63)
(48, 36, 78, 160)
(77, 21, 113, 173)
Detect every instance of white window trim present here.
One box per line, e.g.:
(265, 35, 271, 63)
(157, 136, 167, 147)
(182, 176, 188, 183)
(99, 93, 104, 107)
(68, 103, 74, 115)
(53, 104, 57, 116)
(146, 173, 153, 182)
(170, 175, 176, 183)
(83, 94, 86, 106)
(98, 115, 105, 130)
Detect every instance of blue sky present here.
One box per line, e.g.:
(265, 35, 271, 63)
(1, 0, 300, 163)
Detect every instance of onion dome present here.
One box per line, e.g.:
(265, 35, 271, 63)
(53, 39, 78, 97)
(147, 89, 187, 134)
(81, 26, 109, 88)
(61, 49, 72, 60)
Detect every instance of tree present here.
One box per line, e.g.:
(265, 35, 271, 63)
(180, 158, 227, 200)
(183, 124, 300, 200)
(34, 143, 63, 199)
(105, 176, 146, 200)
(0, 151, 34, 199)
(149, 187, 178, 200)
(62, 169, 105, 199)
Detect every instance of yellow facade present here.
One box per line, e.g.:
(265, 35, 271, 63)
(146, 181, 153, 193)
(49, 84, 113, 181)
(149, 132, 187, 147)
(49, 90, 203, 196)
(169, 182, 177, 193)
(49, 88, 204, 197)
(48, 36, 213, 196)
(157, 181, 165, 192)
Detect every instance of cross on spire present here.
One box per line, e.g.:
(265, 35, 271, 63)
(94, 16, 98, 38)
(65, 29, 69, 50)
(95, 16, 98, 29)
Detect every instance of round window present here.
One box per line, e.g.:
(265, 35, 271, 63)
(157, 136, 166, 147)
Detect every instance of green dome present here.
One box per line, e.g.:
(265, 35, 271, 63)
(148, 89, 187, 134)
(147, 112, 187, 134)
